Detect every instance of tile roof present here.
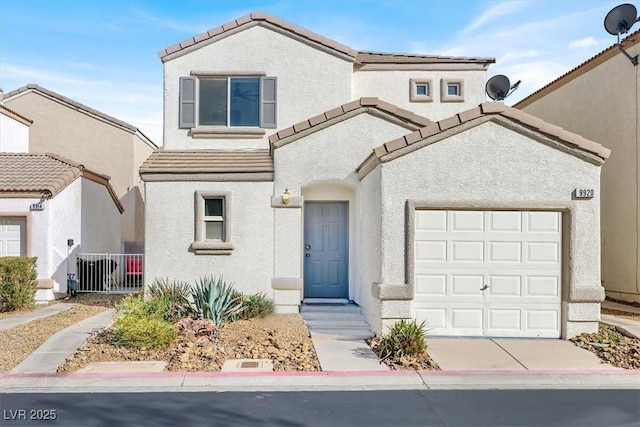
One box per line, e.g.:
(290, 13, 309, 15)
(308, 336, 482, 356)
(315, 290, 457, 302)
(0, 153, 124, 212)
(355, 51, 495, 65)
(159, 12, 358, 61)
(139, 149, 274, 174)
(269, 97, 431, 149)
(357, 102, 611, 179)
(515, 30, 640, 108)
(0, 104, 33, 126)
(3, 85, 157, 148)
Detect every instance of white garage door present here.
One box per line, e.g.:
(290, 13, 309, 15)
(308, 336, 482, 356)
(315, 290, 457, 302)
(414, 210, 561, 338)
(0, 217, 26, 257)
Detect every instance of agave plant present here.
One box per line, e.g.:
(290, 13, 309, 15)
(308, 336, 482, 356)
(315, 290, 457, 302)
(191, 276, 242, 327)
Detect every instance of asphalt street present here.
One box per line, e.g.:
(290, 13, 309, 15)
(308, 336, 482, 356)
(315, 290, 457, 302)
(2, 389, 639, 427)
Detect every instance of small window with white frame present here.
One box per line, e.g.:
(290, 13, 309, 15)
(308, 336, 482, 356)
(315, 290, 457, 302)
(203, 198, 224, 240)
(410, 78, 433, 102)
(192, 190, 234, 255)
(440, 78, 465, 102)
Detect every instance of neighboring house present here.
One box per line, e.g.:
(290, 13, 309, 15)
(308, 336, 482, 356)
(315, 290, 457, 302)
(141, 12, 610, 339)
(0, 153, 123, 300)
(0, 103, 32, 152)
(2, 85, 157, 250)
(516, 30, 640, 304)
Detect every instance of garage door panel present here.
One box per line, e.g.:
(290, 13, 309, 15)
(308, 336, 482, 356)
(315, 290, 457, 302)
(451, 308, 483, 330)
(489, 241, 522, 262)
(452, 275, 483, 296)
(416, 210, 447, 231)
(414, 209, 561, 338)
(527, 212, 560, 233)
(415, 308, 446, 331)
(415, 275, 447, 295)
(526, 276, 559, 297)
(416, 241, 447, 261)
(527, 242, 560, 263)
(451, 241, 484, 262)
(487, 308, 521, 331)
(488, 275, 521, 296)
(451, 211, 484, 231)
(489, 211, 522, 232)
(527, 309, 559, 331)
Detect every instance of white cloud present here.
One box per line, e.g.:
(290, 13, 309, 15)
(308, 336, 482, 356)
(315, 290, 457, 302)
(569, 36, 601, 48)
(462, 1, 530, 34)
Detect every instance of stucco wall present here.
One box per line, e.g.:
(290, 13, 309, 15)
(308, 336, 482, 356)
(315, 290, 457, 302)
(163, 25, 353, 150)
(49, 179, 82, 294)
(80, 178, 122, 254)
(274, 113, 413, 190)
(519, 44, 640, 301)
(374, 121, 602, 336)
(358, 166, 383, 331)
(145, 180, 274, 294)
(353, 70, 487, 121)
(0, 113, 29, 152)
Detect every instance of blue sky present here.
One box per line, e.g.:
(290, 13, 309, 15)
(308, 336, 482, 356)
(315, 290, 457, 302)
(0, 0, 629, 145)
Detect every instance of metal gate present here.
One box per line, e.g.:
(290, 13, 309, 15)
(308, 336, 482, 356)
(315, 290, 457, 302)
(75, 253, 144, 293)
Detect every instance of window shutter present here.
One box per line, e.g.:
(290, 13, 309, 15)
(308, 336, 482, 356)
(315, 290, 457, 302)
(179, 77, 196, 129)
(260, 77, 277, 128)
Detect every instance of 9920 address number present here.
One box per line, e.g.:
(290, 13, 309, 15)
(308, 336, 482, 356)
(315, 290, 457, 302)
(574, 188, 595, 199)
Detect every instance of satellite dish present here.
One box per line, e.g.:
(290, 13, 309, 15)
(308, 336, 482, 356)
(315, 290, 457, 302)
(485, 75, 521, 101)
(603, 4, 640, 65)
(604, 3, 638, 35)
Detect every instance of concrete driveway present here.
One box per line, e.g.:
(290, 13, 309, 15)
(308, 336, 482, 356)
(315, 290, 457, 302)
(427, 338, 620, 371)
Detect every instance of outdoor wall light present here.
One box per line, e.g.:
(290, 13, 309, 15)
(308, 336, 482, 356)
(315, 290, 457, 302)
(282, 188, 291, 205)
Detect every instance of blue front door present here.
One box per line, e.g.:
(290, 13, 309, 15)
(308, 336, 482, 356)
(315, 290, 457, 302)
(303, 202, 349, 298)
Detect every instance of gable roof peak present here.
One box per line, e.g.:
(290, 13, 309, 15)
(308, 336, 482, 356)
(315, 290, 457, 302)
(269, 97, 431, 149)
(358, 102, 610, 178)
(159, 12, 358, 62)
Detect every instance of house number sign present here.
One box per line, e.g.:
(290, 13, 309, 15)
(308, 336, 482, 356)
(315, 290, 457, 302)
(573, 188, 595, 199)
(30, 201, 45, 211)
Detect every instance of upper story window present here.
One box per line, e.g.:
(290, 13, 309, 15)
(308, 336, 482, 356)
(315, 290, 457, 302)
(179, 75, 277, 129)
(440, 78, 465, 102)
(409, 78, 433, 103)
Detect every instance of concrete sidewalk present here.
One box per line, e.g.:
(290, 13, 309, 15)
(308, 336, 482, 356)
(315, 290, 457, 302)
(601, 300, 640, 339)
(0, 303, 75, 332)
(10, 309, 115, 374)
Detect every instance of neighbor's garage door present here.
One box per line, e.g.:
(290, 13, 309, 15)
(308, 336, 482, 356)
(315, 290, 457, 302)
(0, 217, 26, 257)
(413, 210, 561, 338)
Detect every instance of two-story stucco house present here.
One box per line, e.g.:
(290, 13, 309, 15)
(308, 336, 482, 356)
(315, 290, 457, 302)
(141, 12, 611, 339)
(3, 85, 157, 251)
(517, 30, 640, 305)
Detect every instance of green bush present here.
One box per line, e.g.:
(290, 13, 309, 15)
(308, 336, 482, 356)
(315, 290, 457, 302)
(377, 319, 428, 361)
(111, 294, 177, 348)
(112, 315, 176, 349)
(191, 276, 242, 327)
(240, 292, 275, 319)
(147, 277, 195, 322)
(0, 257, 38, 312)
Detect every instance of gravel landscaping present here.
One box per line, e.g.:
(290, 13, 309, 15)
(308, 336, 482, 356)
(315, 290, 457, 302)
(570, 324, 640, 370)
(58, 314, 320, 372)
(367, 336, 440, 370)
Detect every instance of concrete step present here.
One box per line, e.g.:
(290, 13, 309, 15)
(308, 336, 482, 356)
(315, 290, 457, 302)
(300, 304, 362, 314)
(310, 329, 374, 340)
(300, 312, 366, 321)
(305, 320, 372, 328)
